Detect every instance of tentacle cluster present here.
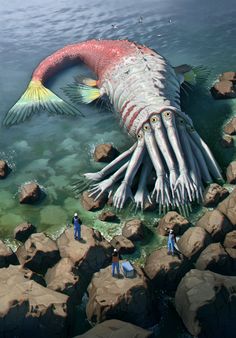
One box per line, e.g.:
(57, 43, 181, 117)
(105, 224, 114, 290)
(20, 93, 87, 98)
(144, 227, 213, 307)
(76, 108, 222, 216)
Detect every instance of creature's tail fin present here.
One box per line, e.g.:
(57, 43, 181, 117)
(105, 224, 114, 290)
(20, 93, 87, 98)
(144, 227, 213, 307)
(3, 80, 82, 126)
(174, 64, 210, 87)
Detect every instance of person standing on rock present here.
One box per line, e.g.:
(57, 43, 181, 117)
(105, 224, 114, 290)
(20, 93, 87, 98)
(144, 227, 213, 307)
(112, 248, 120, 277)
(167, 229, 176, 256)
(72, 212, 82, 240)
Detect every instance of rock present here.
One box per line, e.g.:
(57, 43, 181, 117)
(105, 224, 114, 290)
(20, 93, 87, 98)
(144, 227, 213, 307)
(98, 211, 118, 222)
(122, 219, 144, 241)
(224, 230, 236, 248)
(0, 160, 10, 178)
(0, 240, 18, 267)
(0, 265, 69, 338)
(19, 182, 43, 204)
(217, 188, 236, 225)
(196, 209, 232, 242)
(211, 80, 236, 99)
(16, 233, 60, 275)
(203, 183, 229, 208)
(74, 319, 153, 338)
(177, 227, 212, 261)
(81, 191, 107, 211)
(143, 247, 192, 292)
(223, 117, 236, 135)
(195, 243, 234, 275)
(14, 222, 37, 242)
(175, 269, 236, 338)
(57, 226, 112, 277)
(221, 134, 234, 147)
(86, 263, 153, 327)
(226, 161, 236, 184)
(45, 257, 85, 304)
(93, 144, 119, 162)
(110, 235, 135, 254)
(219, 71, 236, 82)
(156, 211, 190, 236)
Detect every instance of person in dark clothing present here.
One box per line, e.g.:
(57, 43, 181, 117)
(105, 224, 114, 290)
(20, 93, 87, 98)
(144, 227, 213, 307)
(165, 228, 176, 255)
(72, 212, 82, 240)
(111, 248, 120, 276)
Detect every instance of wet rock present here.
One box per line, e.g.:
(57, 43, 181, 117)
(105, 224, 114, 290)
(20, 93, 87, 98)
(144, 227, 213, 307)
(175, 269, 236, 338)
(57, 226, 112, 277)
(0, 240, 18, 268)
(0, 160, 10, 178)
(223, 117, 236, 135)
(177, 227, 212, 261)
(143, 247, 192, 292)
(196, 209, 232, 242)
(0, 265, 69, 338)
(14, 222, 37, 242)
(203, 183, 229, 208)
(221, 134, 234, 147)
(110, 235, 135, 254)
(93, 144, 119, 162)
(74, 319, 153, 338)
(224, 230, 236, 248)
(226, 161, 236, 184)
(211, 80, 236, 99)
(219, 71, 236, 82)
(122, 219, 144, 241)
(16, 233, 60, 275)
(19, 182, 43, 204)
(217, 188, 236, 225)
(156, 211, 190, 236)
(98, 211, 118, 222)
(81, 191, 107, 211)
(86, 263, 153, 327)
(195, 243, 234, 275)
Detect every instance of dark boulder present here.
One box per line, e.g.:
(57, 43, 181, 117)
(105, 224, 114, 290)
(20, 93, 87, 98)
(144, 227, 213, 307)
(196, 209, 232, 242)
(14, 222, 37, 242)
(211, 80, 236, 99)
(16, 233, 60, 275)
(0, 160, 10, 178)
(177, 227, 212, 261)
(217, 188, 236, 226)
(175, 269, 236, 338)
(219, 71, 236, 82)
(19, 182, 43, 204)
(81, 191, 107, 211)
(93, 144, 119, 162)
(143, 247, 192, 292)
(226, 161, 236, 184)
(224, 230, 236, 248)
(110, 235, 135, 254)
(122, 219, 144, 241)
(223, 117, 236, 135)
(221, 135, 234, 148)
(203, 183, 229, 208)
(99, 211, 119, 222)
(156, 211, 190, 236)
(0, 240, 18, 267)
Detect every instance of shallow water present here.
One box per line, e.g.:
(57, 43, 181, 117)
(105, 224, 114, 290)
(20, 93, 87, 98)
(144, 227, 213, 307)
(0, 0, 236, 336)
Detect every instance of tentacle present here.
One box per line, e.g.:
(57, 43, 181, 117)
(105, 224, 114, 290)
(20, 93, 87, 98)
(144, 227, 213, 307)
(84, 142, 136, 181)
(142, 122, 171, 211)
(113, 131, 145, 209)
(134, 154, 153, 211)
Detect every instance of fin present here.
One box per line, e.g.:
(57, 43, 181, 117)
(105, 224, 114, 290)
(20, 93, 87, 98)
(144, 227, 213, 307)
(3, 80, 82, 126)
(63, 83, 101, 104)
(175, 64, 210, 86)
(74, 76, 97, 87)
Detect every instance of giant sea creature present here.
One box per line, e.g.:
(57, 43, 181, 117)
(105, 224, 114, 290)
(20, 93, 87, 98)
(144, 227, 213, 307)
(4, 40, 223, 214)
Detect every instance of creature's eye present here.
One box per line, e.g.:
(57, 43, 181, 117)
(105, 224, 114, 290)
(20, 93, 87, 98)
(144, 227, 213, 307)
(137, 133, 142, 139)
(190, 126, 194, 132)
(163, 110, 171, 118)
(143, 123, 150, 131)
(150, 115, 158, 123)
(179, 119, 184, 124)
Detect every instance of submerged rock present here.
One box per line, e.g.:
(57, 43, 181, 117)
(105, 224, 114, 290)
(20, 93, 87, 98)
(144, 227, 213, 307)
(175, 269, 236, 338)
(93, 143, 119, 162)
(217, 188, 236, 225)
(219, 71, 236, 82)
(203, 183, 229, 207)
(211, 79, 236, 99)
(14, 222, 37, 242)
(221, 134, 234, 148)
(122, 219, 144, 241)
(144, 247, 192, 292)
(0, 239, 18, 268)
(81, 191, 107, 211)
(0, 160, 10, 178)
(19, 182, 43, 204)
(224, 117, 236, 135)
(226, 161, 236, 184)
(86, 263, 153, 328)
(110, 235, 135, 254)
(196, 209, 232, 242)
(16, 233, 60, 275)
(73, 319, 153, 338)
(0, 265, 69, 338)
(156, 211, 190, 236)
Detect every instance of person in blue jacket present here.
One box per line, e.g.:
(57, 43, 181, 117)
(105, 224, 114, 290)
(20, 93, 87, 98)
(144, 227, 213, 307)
(167, 229, 175, 256)
(72, 212, 82, 240)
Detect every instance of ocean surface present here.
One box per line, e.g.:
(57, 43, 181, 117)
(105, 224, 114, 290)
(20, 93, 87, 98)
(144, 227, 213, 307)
(0, 0, 236, 336)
